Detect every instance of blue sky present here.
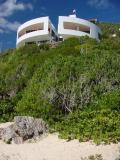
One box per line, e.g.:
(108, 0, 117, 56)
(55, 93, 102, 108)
(0, 0, 120, 51)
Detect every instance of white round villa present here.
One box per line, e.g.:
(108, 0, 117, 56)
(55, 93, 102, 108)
(58, 15, 102, 41)
(16, 15, 102, 48)
(16, 17, 58, 48)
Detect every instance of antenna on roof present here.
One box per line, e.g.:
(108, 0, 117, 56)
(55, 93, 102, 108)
(73, 9, 76, 14)
(72, 9, 76, 15)
(69, 9, 77, 18)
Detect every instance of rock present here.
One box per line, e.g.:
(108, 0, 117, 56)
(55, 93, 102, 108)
(12, 136, 23, 144)
(1, 124, 17, 144)
(14, 116, 35, 140)
(115, 156, 120, 160)
(8, 89, 17, 97)
(14, 116, 48, 140)
(33, 118, 48, 137)
(0, 116, 48, 144)
(0, 128, 3, 139)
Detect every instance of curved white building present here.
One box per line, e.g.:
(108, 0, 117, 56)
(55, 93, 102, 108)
(16, 17, 58, 48)
(16, 15, 102, 48)
(58, 15, 102, 41)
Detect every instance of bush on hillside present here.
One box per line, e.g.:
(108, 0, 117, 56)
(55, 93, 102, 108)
(0, 23, 120, 143)
(15, 37, 120, 143)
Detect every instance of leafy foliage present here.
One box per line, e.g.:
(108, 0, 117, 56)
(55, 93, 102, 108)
(98, 22, 120, 39)
(0, 23, 120, 143)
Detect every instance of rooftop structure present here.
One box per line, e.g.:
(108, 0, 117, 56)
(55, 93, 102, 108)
(16, 14, 102, 48)
(58, 15, 101, 41)
(16, 17, 58, 48)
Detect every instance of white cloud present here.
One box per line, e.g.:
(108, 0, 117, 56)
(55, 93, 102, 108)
(88, 0, 112, 9)
(0, 29, 4, 34)
(0, 18, 21, 33)
(7, 21, 21, 31)
(0, 0, 33, 34)
(0, 0, 33, 17)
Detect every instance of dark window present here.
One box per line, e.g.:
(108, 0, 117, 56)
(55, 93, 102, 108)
(59, 37, 63, 41)
(51, 30, 55, 37)
(38, 40, 48, 44)
(18, 23, 44, 38)
(64, 22, 90, 34)
(25, 42, 36, 45)
(26, 30, 36, 33)
(98, 33, 101, 40)
(84, 30, 90, 34)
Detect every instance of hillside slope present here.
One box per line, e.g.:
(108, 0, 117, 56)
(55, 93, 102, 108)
(0, 23, 120, 144)
(98, 22, 120, 39)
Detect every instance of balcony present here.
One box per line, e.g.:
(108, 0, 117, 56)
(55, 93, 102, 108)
(18, 23, 44, 38)
(63, 22, 90, 34)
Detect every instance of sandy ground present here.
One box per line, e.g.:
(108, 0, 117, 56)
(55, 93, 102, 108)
(0, 123, 120, 160)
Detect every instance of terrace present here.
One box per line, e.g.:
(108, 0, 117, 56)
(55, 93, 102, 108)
(63, 22, 90, 34)
(18, 23, 44, 38)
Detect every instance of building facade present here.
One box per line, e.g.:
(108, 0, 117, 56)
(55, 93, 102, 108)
(16, 17, 58, 48)
(58, 15, 101, 41)
(16, 15, 102, 48)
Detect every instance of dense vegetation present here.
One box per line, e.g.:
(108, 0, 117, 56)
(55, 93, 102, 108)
(0, 23, 120, 144)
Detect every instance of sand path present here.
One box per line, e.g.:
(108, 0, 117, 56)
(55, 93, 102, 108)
(0, 123, 119, 160)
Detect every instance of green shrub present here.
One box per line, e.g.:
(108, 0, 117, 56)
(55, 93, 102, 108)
(0, 100, 15, 122)
(0, 24, 120, 144)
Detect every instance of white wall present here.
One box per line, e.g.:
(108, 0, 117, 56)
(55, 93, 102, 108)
(16, 17, 58, 48)
(58, 16, 102, 41)
(16, 16, 102, 48)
